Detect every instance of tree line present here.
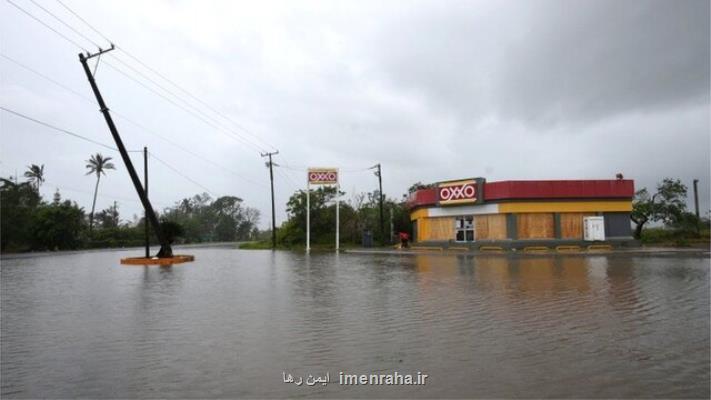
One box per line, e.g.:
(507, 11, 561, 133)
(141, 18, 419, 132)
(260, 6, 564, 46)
(265, 178, 708, 248)
(631, 178, 709, 244)
(1, 154, 260, 252)
(3, 157, 707, 253)
(260, 184, 421, 249)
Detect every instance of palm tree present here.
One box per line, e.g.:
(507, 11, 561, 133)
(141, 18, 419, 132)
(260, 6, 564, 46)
(85, 153, 115, 232)
(23, 164, 45, 191)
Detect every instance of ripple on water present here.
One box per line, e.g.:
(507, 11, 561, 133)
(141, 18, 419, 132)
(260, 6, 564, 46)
(0, 249, 708, 398)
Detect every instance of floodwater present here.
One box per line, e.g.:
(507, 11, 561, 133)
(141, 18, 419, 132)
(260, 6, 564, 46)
(1, 248, 709, 399)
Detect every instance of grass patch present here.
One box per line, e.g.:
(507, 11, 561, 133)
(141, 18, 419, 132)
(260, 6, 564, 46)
(641, 227, 710, 248)
(238, 241, 274, 250)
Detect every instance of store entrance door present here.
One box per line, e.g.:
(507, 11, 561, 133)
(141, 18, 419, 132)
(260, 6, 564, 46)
(455, 216, 475, 242)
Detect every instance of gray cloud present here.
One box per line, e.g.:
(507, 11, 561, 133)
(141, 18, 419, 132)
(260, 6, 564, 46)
(1, 0, 709, 228)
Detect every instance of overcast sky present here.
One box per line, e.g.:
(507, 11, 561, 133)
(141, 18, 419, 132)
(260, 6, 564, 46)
(1, 0, 709, 229)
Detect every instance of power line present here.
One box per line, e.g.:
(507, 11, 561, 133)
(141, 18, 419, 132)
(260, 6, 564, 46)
(3, 108, 224, 207)
(275, 163, 372, 173)
(116, 45, 280, 152)
(54, 0, 111, 43)
(101, 60, 264, 153)
(148, 151, 216, 197)
(51, 0, 277, 154)
(5, 0, 88, 51)
(45, 180, 172, 208)
(1, 106, 117, 151)
(0, 107, 221, 199)
(106, 53, 270, 153)
(1, 53, 264, 187)
(0, 164, 173, 208)
(7, 0, 270, 155)
(275, 167, 300, 192)
(27, 0, 105, 49)
(6, 0, 293, 214)
(53, 0, 279, 152)
(1, 53, 96, 102)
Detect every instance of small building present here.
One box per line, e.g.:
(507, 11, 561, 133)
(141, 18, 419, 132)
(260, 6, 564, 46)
(407, 178, 636, 249)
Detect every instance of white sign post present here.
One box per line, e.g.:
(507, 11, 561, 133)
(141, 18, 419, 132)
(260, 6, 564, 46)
(307, 168, 339, 253)
(306, 180, 310, 253)
(335, 183, 339, 251)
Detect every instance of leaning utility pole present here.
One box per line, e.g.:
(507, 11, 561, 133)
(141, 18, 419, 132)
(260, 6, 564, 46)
(79, 46, 172, 257)
(144, 146, 149, 258)
(373, 163, 384, 245)
(261, 150, 279, 249)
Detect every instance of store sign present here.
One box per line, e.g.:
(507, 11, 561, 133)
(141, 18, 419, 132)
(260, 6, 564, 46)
(438, 179, 478, 205)
(308, 168, 338, 185)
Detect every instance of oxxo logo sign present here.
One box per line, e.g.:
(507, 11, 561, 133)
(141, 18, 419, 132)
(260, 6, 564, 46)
(308, 168, 338, 185)
(438, 180, 478, 205)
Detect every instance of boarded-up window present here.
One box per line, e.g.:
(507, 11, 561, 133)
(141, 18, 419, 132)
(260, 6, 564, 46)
(475, 214, 507, 240)
(560, 212, 595, 239)
(419, 217, 455, 241)
(517, 213, 554, 239)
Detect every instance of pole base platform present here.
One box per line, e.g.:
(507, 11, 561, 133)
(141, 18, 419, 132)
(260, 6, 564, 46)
(120, 255, 195, 265)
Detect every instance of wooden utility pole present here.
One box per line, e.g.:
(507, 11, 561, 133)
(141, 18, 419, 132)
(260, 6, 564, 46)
(144, 146, 149, 258)
(373, 163, 384, 245)
(693, 179, 700, 218)
(79, 46, 172, 257)
(261, 150, 279, 249)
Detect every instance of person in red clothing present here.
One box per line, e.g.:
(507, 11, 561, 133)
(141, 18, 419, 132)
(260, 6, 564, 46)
(398, 231, 410, 248)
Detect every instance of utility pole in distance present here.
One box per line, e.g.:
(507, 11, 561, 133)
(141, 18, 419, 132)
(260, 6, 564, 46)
(693, 179, 700, 218)
(261, 150, 279, 249)
(372, 163, 384, 245)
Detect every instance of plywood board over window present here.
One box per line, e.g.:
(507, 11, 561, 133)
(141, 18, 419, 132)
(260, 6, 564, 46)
(420, 217, 455, 241)
(560, 212, 595, 239)
(475, 214, 507, 240)
(517, 213, 554, 239)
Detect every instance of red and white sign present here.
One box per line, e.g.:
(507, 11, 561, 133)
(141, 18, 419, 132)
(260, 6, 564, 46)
(438, 180, 477, 205)
(308, 168, 338, 185)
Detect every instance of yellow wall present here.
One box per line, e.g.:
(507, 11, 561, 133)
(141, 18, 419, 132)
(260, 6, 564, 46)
(517, 213, 555, 239)
(410, 208, 428, 221)
(498, 200, 631, 213)
(418, 217, 454, 241)
(560, 212, 595, 239)
(475, 214, 507, 240)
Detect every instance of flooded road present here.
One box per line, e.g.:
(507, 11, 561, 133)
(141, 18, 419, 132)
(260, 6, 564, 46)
(1, 248, 709, 398)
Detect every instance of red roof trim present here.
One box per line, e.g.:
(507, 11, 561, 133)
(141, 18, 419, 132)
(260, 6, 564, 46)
(407, 179, 634, 209)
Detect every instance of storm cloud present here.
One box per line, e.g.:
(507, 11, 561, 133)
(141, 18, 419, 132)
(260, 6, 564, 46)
(1, 0, 709, 227)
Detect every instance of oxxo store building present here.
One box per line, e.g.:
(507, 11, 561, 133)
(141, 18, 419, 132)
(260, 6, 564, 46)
(407, 178, 636, 249)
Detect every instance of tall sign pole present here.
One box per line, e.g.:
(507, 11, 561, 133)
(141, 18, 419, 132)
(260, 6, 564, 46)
(336, 183, 340, 251)
(261, 151, 279, 249)
(307, 168, 339, 252)
(306, 180, 310, 253)
(79, 46, 172, 257)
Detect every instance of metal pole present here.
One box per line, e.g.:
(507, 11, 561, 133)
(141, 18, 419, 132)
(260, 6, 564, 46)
(261, 151, 279, 249)
(693, 179, 700, 218)
(79, 47, 172, 257)
(144, 146, 149, 258)
(336, 183, 340, 251)
(377, 164, 384, 245)
(306, 182, 310, 253)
